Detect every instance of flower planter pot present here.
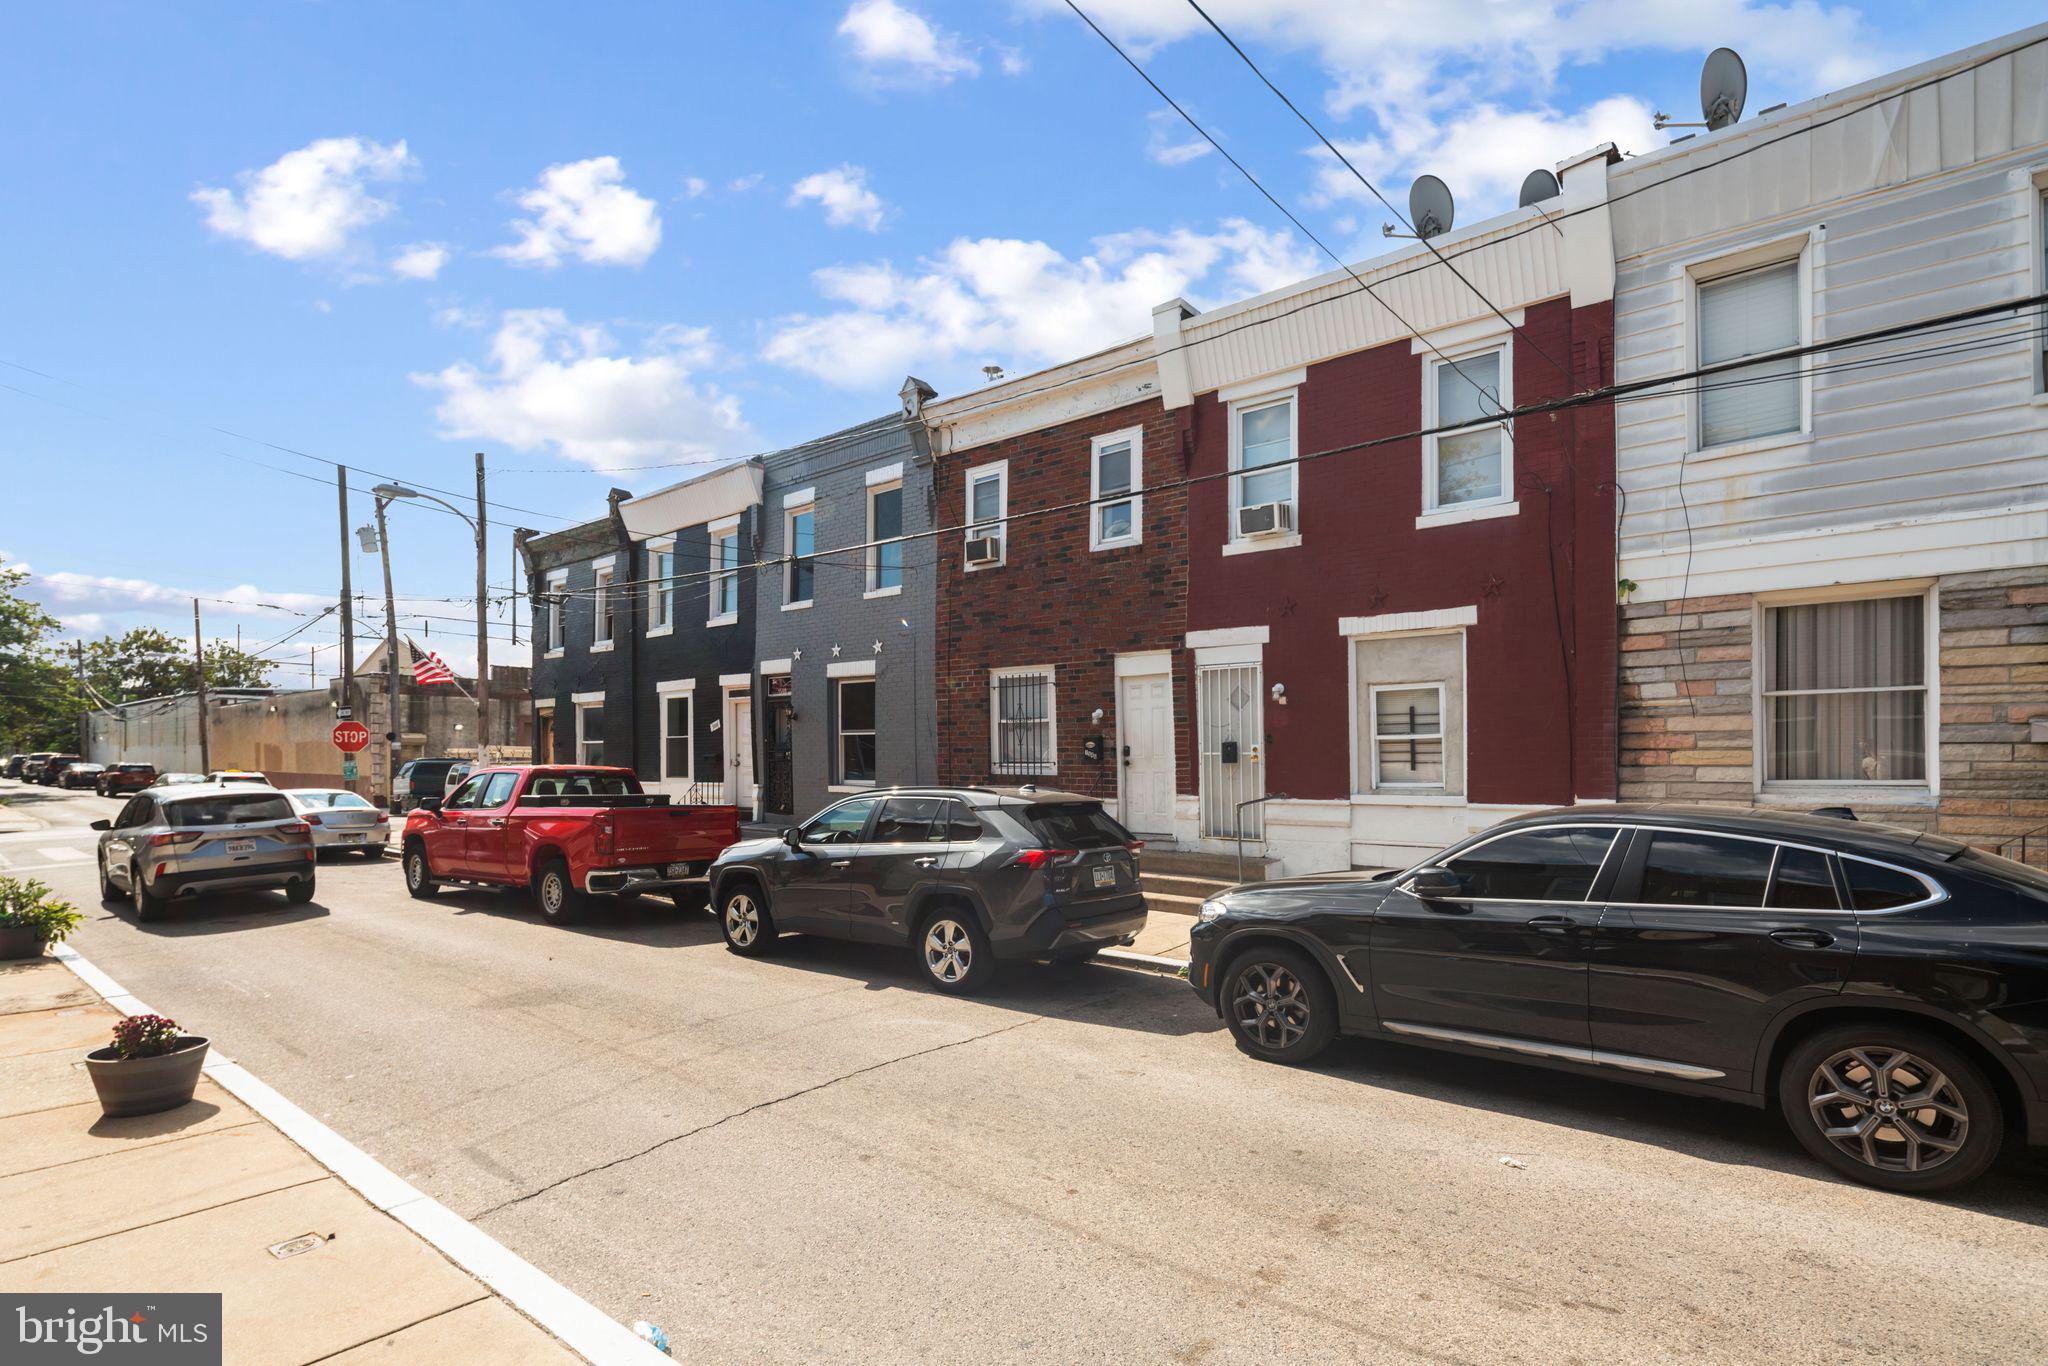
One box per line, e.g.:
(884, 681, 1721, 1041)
(0, 924, 47, 960)
(84, 1037, 210, 1117)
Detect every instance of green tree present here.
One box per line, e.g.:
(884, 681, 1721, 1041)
(77, 627, 273, 704)
(200, 638, 274, 689)
(0, 557, 78, 752)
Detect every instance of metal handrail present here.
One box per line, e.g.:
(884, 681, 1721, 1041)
(1995, 822, 2048, 866)
(1235, 792, 1289, 883)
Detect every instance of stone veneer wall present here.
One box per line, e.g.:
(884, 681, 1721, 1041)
(1618, 567, 2048, 863)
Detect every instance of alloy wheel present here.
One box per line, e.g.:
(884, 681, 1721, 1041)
(924, 919, 972, 984)
(1231, 962, 1312, 1051)
(725, 894, 760, 947)
(1807, 1046, 1969, 1175)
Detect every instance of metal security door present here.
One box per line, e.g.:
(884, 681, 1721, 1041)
(1198, 663, 1264, 839)
(763, 694, 794, 818)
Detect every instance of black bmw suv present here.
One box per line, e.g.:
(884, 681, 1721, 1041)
(1189, 804, 2048, 1194)
(709, 786, 1147, 994)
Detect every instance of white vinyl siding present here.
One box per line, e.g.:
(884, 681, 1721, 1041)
(1698, 259, 1803, 448)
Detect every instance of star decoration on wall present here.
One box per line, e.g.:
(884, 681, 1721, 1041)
(1482, 574, 1506, 599)
(1365, 585, 1389, 612)
(830, 643, 842, 657)
(872, 640, 883, 654)
(791, 648, 802, 661)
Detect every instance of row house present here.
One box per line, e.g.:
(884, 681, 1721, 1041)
(1610, 23, 2048, 852)
(750, 390, 938, 823)
(924, 342, 1192, 839)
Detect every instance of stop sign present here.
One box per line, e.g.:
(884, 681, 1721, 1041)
(332, 720, 371, 752)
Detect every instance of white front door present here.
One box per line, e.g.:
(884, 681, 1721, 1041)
(726, 692, 755, 807)
(1198, 662, 1265, 839)
(1118, 672, 1175, 835)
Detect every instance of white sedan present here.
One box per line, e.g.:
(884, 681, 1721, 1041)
(284, 789, 391, 858)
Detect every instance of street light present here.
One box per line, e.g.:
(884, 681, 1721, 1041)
(369, 469, 492, 771)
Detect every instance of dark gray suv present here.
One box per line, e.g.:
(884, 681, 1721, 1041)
(708, 786, 1148, 993)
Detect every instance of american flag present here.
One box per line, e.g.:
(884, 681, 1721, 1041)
(411, 644, 455, 686)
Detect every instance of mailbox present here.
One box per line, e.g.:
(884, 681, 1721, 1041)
(1220, 740, 1239, 765)
(1080, 735, 1104, 762)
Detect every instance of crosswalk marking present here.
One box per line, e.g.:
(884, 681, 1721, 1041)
(36, 847, 88, 863)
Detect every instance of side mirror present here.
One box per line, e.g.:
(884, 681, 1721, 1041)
(89, 819, 110, 831)
(1406, 866, 1464, 901)
(418, 797, 443, 815)
(781, 827, 801, 850)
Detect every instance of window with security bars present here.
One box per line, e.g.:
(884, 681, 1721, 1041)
(1763, 594, 1926, 783)
(991, 669, 1055, 776)
(1698, 259, 1801, 447)
(1372, 685, 1445, 788)
(836, 679, 876, 784)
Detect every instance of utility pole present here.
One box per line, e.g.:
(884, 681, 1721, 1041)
(475, 452, 490, 764)
(376, 495, 401, 804)
(192, 599, 210, 773)
(337, 467, 356, 790)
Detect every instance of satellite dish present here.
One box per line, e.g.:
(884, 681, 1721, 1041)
(1700, 47, 1747, 130)
(1517, 168, 1560, 208)
(1408, 175, 1455, 240)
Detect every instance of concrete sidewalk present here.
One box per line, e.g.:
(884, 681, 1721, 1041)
(0, 956, 582, 1364)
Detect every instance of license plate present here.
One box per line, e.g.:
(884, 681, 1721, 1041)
(341, 833, 365, 843)
(1091, 864, 1116, 888)
(226, 839, 256, 855)
(664, 862, 693, 878)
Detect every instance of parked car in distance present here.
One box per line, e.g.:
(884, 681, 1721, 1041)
(96, 762, 158, 796)
(710, 786, 1148, 995)
(148, 772, 207, 789)
(205, 770, 271, 786)
(58, 762, 106, 790)
(392, 758, 470, 814)
(35, 755, 83, 786)
(2, 755, 23, 779)
(91, 785, 316, 920)
(401, 765, 739, 923)
(19, 753, 59, 783)
(1189, 804, 2048, 1195)
(285, 788, 390, 858)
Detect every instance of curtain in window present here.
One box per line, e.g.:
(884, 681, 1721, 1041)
(1766, 596, 1925, 781)
(1237, 403, 1292, 508)
(1435, 351, 1504, 506)
(1699, 261, 1800, 446)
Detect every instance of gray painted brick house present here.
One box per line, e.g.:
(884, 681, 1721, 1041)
(752, 382, 938, 822)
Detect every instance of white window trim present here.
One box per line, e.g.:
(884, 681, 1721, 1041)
(1368, 682, 1448, 791)
(574, 699, 606, 766)
(656, 679, 695, 785)
(834, 675, 878, 788)
(543, 570, 567, 660)
(784, 501, 816, 609)
(646, 537, 675, 637)
(1420, 340, 1515, 521)
(866, 475, 906, 598)
(989, 664, 1057, 777)
(1684, 229, 1817, 460)
(863, 462, 904, 487)
(1226, 390, 1299, 549)
(592, 564, 617, 651)
(1089, 426, 1145, 552)
(1752, 580, 1939, 800)
(2028, 166, 2048, 401)
(964, 460, 1008, 571)
(827, 659, 877, 679)
(708, 519, 740, 627)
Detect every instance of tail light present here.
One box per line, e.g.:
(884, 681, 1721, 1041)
(304, 812, 326, 826)
(280, 821, 311, 836)
(1008, 848, 1077, 870)
(1126, 840, 1144, 856)
(595, 815, 614, 857)
(147, 831, 201, 851)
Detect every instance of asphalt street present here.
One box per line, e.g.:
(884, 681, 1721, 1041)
(6, 780, 2048, 1363)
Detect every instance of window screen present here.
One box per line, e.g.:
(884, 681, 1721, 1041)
(1637, 832, 1774, 907)
(1447, 827, 1615, 901)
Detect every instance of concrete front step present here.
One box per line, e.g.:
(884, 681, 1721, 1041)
(1138, 847, 1273, 883)
(1142, 890, 1210, 913)
(1142, 872, 1235, 897)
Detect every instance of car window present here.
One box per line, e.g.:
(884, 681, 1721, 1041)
(1767, 847, 1840, 910)
(801, 797, 879, 845)
(872, 798, 943, 843)
(481, 772, 519, 807)
(1636, 832, 1774, 908)
(115, 797, 151, 829)
(1022, 803, 1132, 850)
(1842, 858, 1932, 911)
(330, 792, 373, 810)
(940, 801, 984, 842)
(166, 794, 293, 826)
(1446, 827, 1616, 901)
(443, 776, 489, 810)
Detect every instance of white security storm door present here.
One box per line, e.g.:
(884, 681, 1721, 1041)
(1198, 663, 1264, 839)
(727, 692, 755, 806)
(1118, 671, 1175, 836)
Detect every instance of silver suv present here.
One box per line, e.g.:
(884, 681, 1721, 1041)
(93, 785, 316, 920)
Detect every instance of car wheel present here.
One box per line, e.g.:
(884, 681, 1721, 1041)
(98, 853, 120, 904)
(1779, 1025, 2003, 1193)
(361, 844, 386, 861)
(534, 858, 582, 925)
(286, 877, 315, 905)
(918, 909, 993, 995)
(130, 863, 166, 923)
(403, 844, 440, 899)
(1220, 946, 1338, 1064)
(718, 883, 777, 955)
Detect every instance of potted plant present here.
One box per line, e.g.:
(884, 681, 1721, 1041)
(0, 876, 83, 960)
(84, 1014, 210, 1117)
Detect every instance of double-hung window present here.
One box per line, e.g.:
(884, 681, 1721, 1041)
(659, 687, 692, 783)
(708, 518, 739, 625)
(1697, 258, 1802, 448)
(575, 700, 604, 765)
(1230, 396, 1296, 541)
(592, 563, 616, 649)
(785, 503, 815, 608)
(1761, 593, 1928, 786)
(647, 540, 674, 634)
(867, 475, 904, 596)
(835, 678, 877, 784)
(543, 570, 566, 658)
(1425, 348, 1511, 512)
(965, 462, 1007, 569)
(1370, 684, 1446, 788)
(990, 667, 1055, 776)
(1090, 428, 1143, 550)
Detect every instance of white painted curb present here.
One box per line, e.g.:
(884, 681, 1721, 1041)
(50, 944, 668, 1365)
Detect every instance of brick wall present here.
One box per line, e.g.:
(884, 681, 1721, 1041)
(1617, 593, 1756, 804)
(1931, 568, 2048, 859)
(933, 396, 1193, 803)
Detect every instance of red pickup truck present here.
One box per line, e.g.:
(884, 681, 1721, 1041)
(398, 765, 741, 923)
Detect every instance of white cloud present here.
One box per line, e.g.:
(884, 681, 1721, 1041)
(789, 165, 888, 232)
(996, 46, 1030, 76)
(728, 172, 765, 193)
(412, 309, 752, 468)
(391, 242, 450, 280)
(1145, 110, 1212, 167)
(681, 176, 710, 199)
(191, 137, 415, 262)
(492, 157, 662, 269)
(763, 218, 1317, 388)
(27, 568, 329, 619)
(839, 0, 981, 85)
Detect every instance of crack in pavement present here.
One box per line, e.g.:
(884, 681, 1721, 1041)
(468, 1011, 1050, 1222)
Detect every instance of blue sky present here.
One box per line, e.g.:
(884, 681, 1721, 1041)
(3, 0, 2037, 681)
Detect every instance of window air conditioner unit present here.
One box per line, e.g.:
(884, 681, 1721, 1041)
(965, 534, 1003, 565)
(1237, 501, 1294, 538)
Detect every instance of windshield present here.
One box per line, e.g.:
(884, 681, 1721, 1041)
(167, 794, 294, 826)
(293, 791, 374, 810)
(1023, 803, 1133, 850)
